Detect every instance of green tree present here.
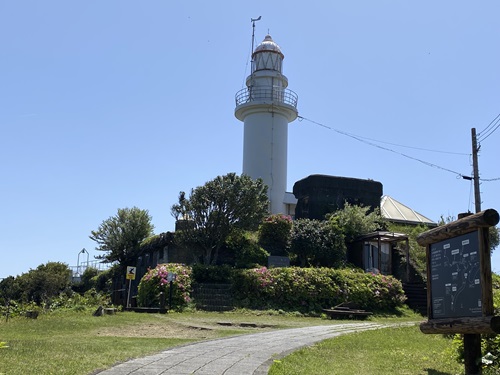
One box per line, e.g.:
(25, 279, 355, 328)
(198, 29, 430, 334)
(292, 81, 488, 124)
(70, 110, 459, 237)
(289, 219, 346, 267)
(490, 226, 500, 251)
(171, 173, 269, 265)
(16, 262, 72, 305)
(386, 222, 429, 275)
(90, 207, 154, 269)
(0, 276, 21, 305)
(328, 202, 386, 243)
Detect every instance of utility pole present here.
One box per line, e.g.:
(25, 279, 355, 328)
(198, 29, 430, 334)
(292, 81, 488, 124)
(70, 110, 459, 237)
(472, 128, 481, 213)
(463, 127, 482, 375)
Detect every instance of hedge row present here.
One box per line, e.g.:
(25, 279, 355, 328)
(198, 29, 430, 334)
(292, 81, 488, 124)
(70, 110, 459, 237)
(137, 264, 406, 313)
(232, 267, 406, 312)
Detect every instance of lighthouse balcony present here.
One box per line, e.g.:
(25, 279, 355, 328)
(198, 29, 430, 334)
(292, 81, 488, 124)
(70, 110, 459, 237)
(235, 86, 298, 108)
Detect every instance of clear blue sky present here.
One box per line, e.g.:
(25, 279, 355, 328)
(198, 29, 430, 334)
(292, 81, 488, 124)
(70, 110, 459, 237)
(1, 1, 499, 279)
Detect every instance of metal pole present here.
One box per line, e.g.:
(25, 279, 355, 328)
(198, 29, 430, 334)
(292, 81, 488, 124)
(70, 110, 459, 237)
(127, 279, 132, 308)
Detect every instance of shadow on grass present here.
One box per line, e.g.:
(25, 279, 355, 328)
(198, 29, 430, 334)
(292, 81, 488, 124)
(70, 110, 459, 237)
(372, 305, 424, 318)
(425, 369, 455, 375)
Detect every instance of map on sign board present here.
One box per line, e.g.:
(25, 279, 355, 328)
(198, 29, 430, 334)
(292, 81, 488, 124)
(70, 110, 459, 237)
(429, 231, 482, 319)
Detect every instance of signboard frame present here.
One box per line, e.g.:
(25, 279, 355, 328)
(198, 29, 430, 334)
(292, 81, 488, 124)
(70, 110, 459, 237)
(416, 209, 500, 335)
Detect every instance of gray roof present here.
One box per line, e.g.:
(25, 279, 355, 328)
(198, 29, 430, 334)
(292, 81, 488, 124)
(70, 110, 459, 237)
(381, 195, 437, 226)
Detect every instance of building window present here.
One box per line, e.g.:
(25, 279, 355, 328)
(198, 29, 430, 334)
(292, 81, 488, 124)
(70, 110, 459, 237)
(364, 242, 391, 275)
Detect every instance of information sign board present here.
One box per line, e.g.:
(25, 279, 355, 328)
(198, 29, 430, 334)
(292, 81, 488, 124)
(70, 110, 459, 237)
(429, 231, 481, 319)
(126, 266, 136, 280)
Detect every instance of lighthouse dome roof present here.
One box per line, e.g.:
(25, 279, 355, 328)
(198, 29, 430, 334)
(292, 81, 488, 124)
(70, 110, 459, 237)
(254, 35, 283, 56)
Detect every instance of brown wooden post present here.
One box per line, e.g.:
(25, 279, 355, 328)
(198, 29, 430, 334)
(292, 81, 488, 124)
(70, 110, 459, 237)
(464, 226, 491, 374)
(464, 334, 482, 375)
(405, 238, 410, 282)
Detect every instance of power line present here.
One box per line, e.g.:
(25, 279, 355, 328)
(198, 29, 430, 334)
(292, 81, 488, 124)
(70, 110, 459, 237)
(297, 115, 499, 182)
(477, 112, 500, 136)
(477, 113, 500, 142)
(340, 129, 468, 155)
(297, 116, 468, 155)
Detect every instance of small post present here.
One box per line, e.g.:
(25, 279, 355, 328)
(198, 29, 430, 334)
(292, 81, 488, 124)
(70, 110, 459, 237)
(159, 292, 166, 314)
(169, 280, 174, 310)
(127, 278, 132, 308)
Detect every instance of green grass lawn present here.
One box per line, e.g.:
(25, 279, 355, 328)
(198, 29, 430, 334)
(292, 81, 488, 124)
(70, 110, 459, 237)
(0, 311, 194, 375)
(0, 308, 348, 374)
(0, 308, 459, 375)
(268, 324, 463, 375)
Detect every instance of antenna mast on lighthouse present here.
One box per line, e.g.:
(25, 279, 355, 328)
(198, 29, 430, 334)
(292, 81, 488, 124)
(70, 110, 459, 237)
(250, 16, 261, 59)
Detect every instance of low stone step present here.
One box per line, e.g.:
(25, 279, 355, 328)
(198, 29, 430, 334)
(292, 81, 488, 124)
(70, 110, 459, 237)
(192, 283, 234, 311)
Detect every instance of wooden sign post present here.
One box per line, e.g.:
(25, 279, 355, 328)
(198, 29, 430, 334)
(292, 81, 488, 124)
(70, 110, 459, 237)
(417, 209, 499, 375)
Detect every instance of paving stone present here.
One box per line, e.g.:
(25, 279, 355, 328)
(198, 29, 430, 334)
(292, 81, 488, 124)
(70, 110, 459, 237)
(96, 322, 412, 375)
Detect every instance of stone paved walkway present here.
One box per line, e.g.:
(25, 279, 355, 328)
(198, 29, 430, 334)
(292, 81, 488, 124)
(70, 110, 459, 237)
(96, 322, 406, 374)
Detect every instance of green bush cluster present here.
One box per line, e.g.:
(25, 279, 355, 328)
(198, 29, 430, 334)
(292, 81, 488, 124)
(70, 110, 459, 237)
(191, 264, 234, 284)
(47, 289, 111, 312)
(0, 289, 111, 319)
(232, 266, 406, 313)
(137, 263, 192, 309)
(224, 231, 269, 268)
(289, 219, 346, 267)
(0, 300, 39, 319)
(258, 214, 293, 256)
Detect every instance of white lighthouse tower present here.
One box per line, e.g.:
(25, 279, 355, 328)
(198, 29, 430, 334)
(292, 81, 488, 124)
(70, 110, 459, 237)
(235, 34, 298, 214)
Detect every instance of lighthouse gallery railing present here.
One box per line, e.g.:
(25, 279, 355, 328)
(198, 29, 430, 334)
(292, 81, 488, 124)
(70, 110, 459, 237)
(235, 86, 298, 108)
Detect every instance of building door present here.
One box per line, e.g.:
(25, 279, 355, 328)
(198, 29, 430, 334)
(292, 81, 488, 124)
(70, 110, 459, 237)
(364, 242, 391, 274)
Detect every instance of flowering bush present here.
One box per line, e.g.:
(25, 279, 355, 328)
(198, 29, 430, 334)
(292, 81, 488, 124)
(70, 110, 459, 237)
(232, 266, 406, 313)
(330, 269, 406, 311)
(258, 214, 293, 255)
(137, 263, 192, 309)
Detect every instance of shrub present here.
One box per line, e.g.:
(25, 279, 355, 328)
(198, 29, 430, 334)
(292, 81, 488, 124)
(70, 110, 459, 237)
(289, 219, 346, 267)
(48, 289, 111, 311)
(0, 300, 39, 319)
(137, 263, 192, 309)
(191, 264, 234, 284)
(225, 231, 269, 268)
(258, 214, 293, 256)
(232, 266, 405, 313)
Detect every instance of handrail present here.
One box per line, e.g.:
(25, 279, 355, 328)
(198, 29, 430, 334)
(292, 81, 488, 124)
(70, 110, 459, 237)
(235, 86, 298, 108)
